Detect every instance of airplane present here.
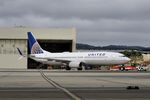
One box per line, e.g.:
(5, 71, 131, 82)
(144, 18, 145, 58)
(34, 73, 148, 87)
(17, 32, 130, 70)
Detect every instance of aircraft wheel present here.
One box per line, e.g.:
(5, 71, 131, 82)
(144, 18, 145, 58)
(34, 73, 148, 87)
(66, 66, 71, 70)
(78, 67, 82, 70)
(120, 67, 125, 71)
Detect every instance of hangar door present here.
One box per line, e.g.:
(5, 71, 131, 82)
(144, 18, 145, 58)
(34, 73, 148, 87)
(28, 40, 72, 69)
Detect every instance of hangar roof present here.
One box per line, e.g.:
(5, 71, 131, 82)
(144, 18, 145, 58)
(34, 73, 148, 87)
(0, 27, 76, 40)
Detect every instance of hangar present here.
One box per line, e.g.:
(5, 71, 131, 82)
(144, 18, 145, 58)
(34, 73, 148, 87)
(0, 27, 76, 69)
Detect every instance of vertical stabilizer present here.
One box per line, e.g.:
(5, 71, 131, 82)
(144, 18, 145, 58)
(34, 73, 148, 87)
(28, 32, 44, 54)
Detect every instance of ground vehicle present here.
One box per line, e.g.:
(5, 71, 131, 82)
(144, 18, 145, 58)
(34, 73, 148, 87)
(110, 66, 120, 71)
(136, 66, 147, 71)
(124, 66, 137, 71)
(110, 66, 137, 71)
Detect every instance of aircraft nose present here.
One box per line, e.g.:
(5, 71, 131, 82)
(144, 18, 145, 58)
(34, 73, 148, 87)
(126, 57, 131, 62)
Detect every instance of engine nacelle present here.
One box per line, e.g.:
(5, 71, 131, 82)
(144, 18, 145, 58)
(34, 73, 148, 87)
(68, 61, 82, 68)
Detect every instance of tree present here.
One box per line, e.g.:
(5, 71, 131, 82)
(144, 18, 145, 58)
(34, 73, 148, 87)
(121, 50, 143, 66)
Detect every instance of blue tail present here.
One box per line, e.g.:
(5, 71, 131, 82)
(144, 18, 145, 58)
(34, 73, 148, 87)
(28, 32, 44, 54)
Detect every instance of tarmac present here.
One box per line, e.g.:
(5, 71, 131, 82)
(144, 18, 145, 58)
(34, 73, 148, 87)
(0, 70, 150, 100)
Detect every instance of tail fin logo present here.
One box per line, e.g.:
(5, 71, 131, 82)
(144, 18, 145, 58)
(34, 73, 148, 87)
(31, 42, 43, 54)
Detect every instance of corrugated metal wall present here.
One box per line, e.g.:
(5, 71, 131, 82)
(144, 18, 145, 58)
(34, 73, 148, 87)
(0, 39, 27, 54)
(0, 39, 27, 69)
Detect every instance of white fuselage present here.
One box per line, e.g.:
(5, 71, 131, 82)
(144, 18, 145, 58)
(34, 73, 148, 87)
(30, 51, 130, 66)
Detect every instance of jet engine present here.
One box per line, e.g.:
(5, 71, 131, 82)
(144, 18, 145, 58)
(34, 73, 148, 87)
(68, 61, 83, 68)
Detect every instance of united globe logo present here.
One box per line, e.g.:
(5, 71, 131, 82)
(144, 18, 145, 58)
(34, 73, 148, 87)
(31, 42, 43, 54)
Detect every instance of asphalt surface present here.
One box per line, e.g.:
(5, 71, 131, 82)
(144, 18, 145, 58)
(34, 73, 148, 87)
(0, 87, 150, 100)
(0, 70, 150, 100)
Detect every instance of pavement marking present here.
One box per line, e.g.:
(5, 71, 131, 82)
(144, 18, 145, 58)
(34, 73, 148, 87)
(39, 69, 82, 100)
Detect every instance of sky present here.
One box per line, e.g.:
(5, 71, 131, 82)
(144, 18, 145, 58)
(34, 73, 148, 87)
(0, 0, 150, 46)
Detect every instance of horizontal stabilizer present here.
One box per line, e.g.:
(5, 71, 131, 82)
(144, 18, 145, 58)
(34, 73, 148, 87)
(16, 48, 26, 59)
(17, 48, 23, 56)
